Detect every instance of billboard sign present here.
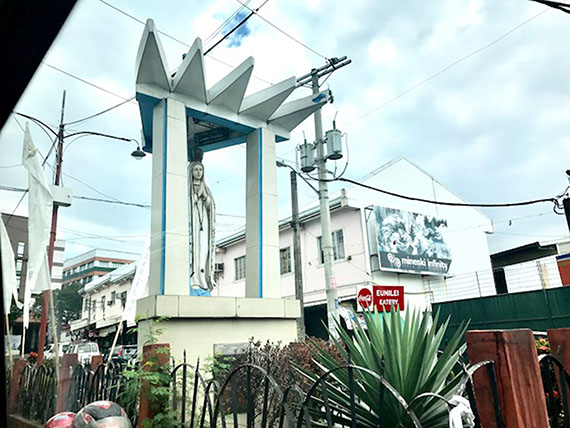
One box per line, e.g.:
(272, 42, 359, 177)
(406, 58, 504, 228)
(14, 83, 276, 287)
(373, 206, 451, 275)
(357, 285, 404, 312)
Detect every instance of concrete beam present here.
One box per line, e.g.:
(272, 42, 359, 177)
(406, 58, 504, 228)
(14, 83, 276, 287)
(172, 38, 207, 103)
(268, 90, 329, 132)
(207, 57, 254, 113)
(135, 19, 171, 91)
(240, 76, 296, 121)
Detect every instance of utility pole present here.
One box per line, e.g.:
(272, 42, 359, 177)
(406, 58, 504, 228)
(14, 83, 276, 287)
(30, 92, 137, 364)
(37, 91, 66, 365)
(289, 170, 305, 340)
(295, 56, 350, 340)
(312, 70, 339, 340)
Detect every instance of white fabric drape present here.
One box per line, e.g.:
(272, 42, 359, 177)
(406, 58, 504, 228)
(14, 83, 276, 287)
(1, 215, 22, 314)
(21, 125, 53, 328)
(124, 241, 150, 325)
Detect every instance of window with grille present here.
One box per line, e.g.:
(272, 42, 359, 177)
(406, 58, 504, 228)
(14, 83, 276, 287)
(17, 242, 25, 257)
(234, 256, 246, 281)
(317, 229, 345, 264)
(280, 247, 292, 275)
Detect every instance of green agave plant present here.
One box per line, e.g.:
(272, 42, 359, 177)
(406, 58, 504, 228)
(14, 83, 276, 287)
(298, 308, 469, 428)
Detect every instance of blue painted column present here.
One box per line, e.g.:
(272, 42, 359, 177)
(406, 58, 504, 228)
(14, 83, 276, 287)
(245, 127, 280, 298)
(148, 97, 190, 296)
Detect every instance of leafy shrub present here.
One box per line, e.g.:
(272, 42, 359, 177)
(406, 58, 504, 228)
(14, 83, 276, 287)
(209, 337, 344, 425)
(298, 309, 469, 428)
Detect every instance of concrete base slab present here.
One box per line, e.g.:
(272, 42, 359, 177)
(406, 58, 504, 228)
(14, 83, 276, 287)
(136, 296, 300, 364)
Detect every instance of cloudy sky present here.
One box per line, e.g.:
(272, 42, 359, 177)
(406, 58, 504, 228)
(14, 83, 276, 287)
(1, 0, 569, 263)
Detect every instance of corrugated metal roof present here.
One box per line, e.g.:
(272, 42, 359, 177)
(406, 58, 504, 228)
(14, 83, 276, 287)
(216, 194, 349, 248)
(82, 261, 136, 294)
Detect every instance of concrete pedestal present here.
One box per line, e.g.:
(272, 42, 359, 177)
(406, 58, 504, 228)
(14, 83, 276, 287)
(136, 295, 301, 364)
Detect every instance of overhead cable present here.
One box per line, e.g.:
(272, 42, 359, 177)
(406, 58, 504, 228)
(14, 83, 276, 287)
(204, 1, 250, 45)
(98, 0, 273, 85)
(345, 8, 550, 126)
(41, 62, 134, 102)
(0, 185, 244, 218)
(234, 0, 328, 60)
(330, 176, 560, 209)
(65, 97, 136, 126)
(204, 0, 269, 56)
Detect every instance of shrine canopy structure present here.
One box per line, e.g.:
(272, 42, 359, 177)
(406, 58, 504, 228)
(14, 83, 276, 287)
(135, 19, 330, 300)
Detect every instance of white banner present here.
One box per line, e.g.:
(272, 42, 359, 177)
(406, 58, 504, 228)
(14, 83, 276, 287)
(1, 215, 22, 314)
(124, 241, 150, 325)
(22, 125, 53, 328)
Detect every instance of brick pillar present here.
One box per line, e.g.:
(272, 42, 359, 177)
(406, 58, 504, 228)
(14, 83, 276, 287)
(466, 329, 549, 428)
(547, 328, 570, 371)
(56, 353, 78, 413)
(90, 355, 103, 372)
(138, 343, 171, 428)
(8, 359, 28, 413)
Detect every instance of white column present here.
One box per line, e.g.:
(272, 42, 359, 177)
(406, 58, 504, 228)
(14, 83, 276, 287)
(245, 127, 280, 298)
(148, 97, 190, 296)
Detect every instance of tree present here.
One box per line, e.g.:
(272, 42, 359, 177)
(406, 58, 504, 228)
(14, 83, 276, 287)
(53, 282, 83, 325)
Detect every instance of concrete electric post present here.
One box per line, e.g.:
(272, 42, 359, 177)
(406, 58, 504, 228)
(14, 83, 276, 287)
(289, 170, 306, 340)
(277, 160, 321, 339)
(295, 57, 351, 341)
(311, 70, 340, 339)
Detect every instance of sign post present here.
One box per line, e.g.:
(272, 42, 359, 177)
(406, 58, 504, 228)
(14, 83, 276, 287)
(357, 285, 404, 312)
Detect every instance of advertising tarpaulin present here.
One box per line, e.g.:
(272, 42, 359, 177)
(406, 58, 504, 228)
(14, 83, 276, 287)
(357, 285, 404, 312)
(372, 206, 451, 275)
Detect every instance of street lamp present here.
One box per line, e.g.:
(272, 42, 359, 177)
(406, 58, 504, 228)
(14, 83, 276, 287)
(131, 144, 146, 160)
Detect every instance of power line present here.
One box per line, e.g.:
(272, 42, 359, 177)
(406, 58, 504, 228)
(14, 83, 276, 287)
(74, 195, 149, 208)
(345, 8, 550, 126)
(204, 0, 269, 56)
(41, 62, 134, 102)
(0, 185, 244, 218)
(530, 0, 570, 14)
(65, 97, 136, 126)
(235, 0, 328, 60)
(61, 173, 122, 202)
(98, 0, 274, 85)
(331, 176, 559, 209)
(204, 1, 250, 45)
(12, 114, 26, 132)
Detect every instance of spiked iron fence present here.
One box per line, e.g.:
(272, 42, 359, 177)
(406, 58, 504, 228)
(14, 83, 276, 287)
(24, 351, 570, 427)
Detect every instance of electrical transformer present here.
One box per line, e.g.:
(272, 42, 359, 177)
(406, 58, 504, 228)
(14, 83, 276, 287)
(325, 128, 343, 160)
(299, 141, 316, 172)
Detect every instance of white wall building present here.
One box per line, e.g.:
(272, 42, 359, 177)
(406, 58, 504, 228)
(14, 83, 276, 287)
(62, 248, 134, 288)
(69, 262, 137, 345)
(213, 158, 495, 333)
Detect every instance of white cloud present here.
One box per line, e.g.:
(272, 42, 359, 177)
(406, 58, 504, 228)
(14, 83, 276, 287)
(1, 0, 569, 261)
(368, 38, 399, 65)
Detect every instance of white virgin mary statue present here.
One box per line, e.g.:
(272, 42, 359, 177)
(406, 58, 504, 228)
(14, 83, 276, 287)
(188, 161, 216, 295)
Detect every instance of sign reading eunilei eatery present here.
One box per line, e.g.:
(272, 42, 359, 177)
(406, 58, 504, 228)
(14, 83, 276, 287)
(357, 285, 404, 312)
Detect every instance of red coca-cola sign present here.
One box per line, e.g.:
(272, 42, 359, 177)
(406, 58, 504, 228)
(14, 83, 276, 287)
(357, 287, 373, 309)
(356, 285, 405, 312)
